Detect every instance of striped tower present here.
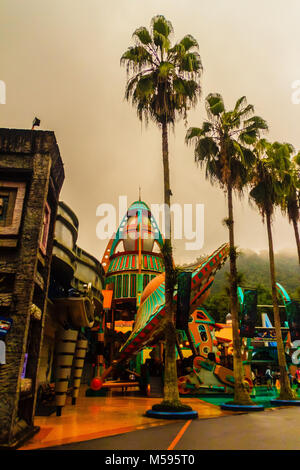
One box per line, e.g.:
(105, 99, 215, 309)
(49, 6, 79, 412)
(96, 314, 105, 376)
(55, 328, 78, 416)
(71, 337, 88, 405)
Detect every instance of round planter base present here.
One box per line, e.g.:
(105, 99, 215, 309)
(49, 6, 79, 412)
(270, 399, 300, 406)
(220, 403, 265, 412)
(146, 409, 198, 420)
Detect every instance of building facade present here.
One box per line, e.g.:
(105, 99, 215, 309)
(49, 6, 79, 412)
(0, 129, 104, 447)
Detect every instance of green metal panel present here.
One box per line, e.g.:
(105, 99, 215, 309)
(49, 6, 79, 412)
(116, 275, 122, 298)
(130, 274, 136, 297)
(143, 274, 150, 290)
(123, 274, 129, 298)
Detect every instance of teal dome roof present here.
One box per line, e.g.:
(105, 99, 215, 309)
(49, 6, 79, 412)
(110, 200, 163, 255)
(128, 200, 150, 211)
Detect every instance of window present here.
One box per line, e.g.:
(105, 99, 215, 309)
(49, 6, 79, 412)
(0, 181, 26, 235)
(198, 324, 208, 342)
(0, 195, 9, 223)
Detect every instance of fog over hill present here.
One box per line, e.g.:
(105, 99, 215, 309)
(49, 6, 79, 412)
(184, 248, 299, 298)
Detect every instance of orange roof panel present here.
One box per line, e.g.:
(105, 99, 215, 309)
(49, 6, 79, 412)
(215, 324, 233, 343)
(102, 289, 113, 309)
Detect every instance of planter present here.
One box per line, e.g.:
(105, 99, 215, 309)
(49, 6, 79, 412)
(220, 403, 264, 412)
(146, 409, 198, 420)
(270, 399, 300, 406)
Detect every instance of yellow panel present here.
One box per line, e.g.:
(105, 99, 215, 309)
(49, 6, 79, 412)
(182, 349, 193, 358)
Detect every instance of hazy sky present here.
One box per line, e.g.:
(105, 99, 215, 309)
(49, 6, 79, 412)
(1, 0, 300, 264)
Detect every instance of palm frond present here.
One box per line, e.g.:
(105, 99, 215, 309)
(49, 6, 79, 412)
(135, 75, 155, 99)
(294, 151, 300, 166)
(236, 103, 254, 119)
(174, 78, 200, 101)
(151, 15, 173, 39)
(179, 51, 203, 74)
(243, 116, 268, 131)
(120, 46, 154, 71)
(232, 140, 245, 165)
(239, 129, 259, 145)
(241, 147, 256, 168)
(124, 70, 154, 100)
(153, 31, 171, 52)
(206, 93, 225, 117)
(179, 34, 199, 51)
(133, 26, 152, 45)
(185, 126, 202, 143)
(234, 96, 247, 112)
(185, 122, 213, 144)
(194, 136, 219, 163)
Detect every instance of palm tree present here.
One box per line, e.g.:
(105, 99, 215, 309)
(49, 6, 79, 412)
(281, 150, 300, 264)
(121, 15, 202, 410)
(186, 94, 268, 405)
(249, 140, 296, 400)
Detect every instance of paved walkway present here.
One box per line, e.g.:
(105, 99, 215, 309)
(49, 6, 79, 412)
(19, 389, 234, 450)
(20, 386, 300, 451)
(176, 407, 300, 450)
(34, 406, 300, 451)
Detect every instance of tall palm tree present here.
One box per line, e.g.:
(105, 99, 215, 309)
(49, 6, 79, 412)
(121, 15, 202, 409)
(186, 94, 268, 405)
(281, 150, 300, 264)
(249, 140, 296, 400)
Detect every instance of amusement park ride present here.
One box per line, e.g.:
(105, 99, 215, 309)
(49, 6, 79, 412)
(87, 199, 300, 398)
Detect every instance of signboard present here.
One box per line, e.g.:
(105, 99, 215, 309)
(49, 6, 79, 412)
(253, 327, 289, 343)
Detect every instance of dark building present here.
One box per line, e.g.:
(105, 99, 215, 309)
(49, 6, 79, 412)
(0, 129, 104, 448)
(0, 128, 64, 448)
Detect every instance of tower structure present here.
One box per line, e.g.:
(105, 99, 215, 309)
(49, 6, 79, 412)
(102, 200, 164, 323)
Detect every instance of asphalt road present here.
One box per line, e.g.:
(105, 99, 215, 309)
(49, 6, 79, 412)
(36, 406, 300, 451)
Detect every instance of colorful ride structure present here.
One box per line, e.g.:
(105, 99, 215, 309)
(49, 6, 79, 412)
(277, 283, 300, 344)
(90, 235, 230, 392)
(177, 308, 246, 395)
(90, 198, 299, 397)
(247, 283, 300, 379)
(90, 199, 165, 381)
(177, 282, 300, 395)
(245, 283, 295, 367)
(119, 243, 229, 358)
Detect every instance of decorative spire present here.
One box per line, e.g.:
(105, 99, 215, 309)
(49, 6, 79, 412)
(138, 186, 141, 202)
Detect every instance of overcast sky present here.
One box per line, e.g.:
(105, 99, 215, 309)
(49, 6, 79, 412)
(1, 0, 300, 264)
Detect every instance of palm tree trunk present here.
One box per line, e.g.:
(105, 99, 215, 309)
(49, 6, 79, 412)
(160, 120, 181, 406)
(227, 184, 253, 405)
(292, 216, 300, 264)
(266, 210, 295, 400)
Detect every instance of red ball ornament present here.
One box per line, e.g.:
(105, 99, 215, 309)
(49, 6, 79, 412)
(91, 377, 102, 391)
